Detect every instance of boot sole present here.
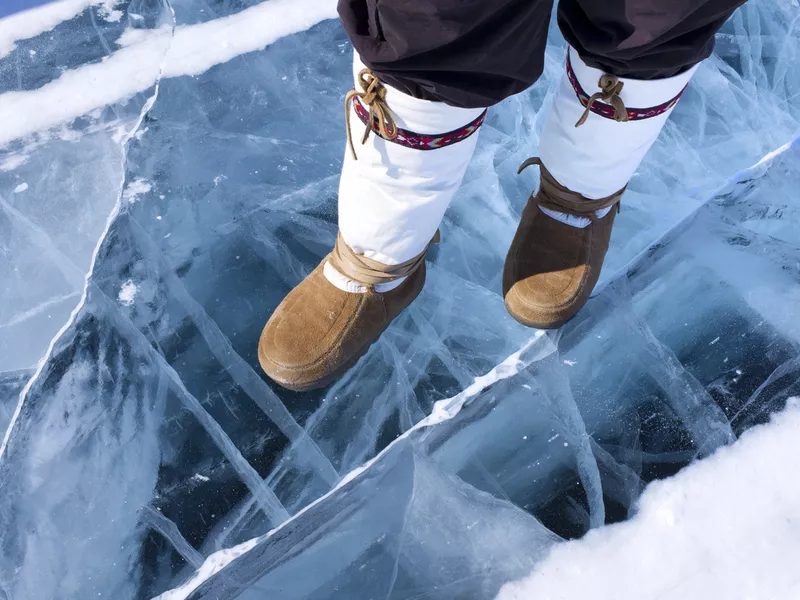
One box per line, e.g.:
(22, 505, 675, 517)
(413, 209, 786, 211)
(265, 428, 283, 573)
(503, 295, 573, 331)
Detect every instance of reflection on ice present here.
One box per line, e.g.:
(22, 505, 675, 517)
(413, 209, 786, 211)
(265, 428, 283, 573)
(0, 0, 798, 598)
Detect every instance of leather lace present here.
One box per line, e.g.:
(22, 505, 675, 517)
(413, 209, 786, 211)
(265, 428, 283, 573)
(344, 69, 398, 160)
(328, 231, 439, 290)
(575, 74, 629, 127)
(517, 157, 623, 222)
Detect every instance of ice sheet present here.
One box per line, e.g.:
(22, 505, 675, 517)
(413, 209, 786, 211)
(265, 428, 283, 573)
(0, 0, 798, 598)
(162, 133, 800, 600)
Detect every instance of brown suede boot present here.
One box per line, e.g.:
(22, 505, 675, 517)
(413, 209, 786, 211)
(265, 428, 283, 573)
(258, 236, 427, 392)
(503, 157, 624, 329)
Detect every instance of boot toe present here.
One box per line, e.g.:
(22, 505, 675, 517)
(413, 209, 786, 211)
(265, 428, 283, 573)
(258, 265, 353, 391)
(503, 265, 588, 329)
(258, 313, 330, 392)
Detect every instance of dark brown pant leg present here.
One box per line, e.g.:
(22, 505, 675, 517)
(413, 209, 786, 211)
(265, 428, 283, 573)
(337, 0, 555, 108)
(558, 0, 747, 79)
(338, 0, 746, 105)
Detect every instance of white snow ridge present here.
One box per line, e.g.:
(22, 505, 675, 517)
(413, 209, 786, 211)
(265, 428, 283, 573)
(0, 0, 339, 146)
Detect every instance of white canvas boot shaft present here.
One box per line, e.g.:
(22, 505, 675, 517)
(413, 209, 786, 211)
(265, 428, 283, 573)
(328, 53, 486, 293)
(538, 46, 698, 228)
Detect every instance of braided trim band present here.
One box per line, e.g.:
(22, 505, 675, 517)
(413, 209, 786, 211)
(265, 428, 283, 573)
(352, 96, 487, 151)
(566, 53, 687, 122)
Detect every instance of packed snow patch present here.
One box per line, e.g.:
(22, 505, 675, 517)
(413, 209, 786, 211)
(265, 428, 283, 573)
(118, 280, 138, 306)
(96, 0, 123, 23)
(121, 178, 152, 204)
(496, 398, 800, 600)
(0, 154, 29, 171)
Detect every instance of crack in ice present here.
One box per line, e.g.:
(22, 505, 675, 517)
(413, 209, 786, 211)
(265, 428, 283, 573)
(127, 217, 341, 486)
(0, 0, 178, 462)
(594, 134, 800, 299)
(140, 505, 206, 570)
(0, 292, 81, 330)
(0, 195, 86, 288)
(83, 277, 293, 528)
(153, 331, 555, 600)
(152, 132, 800, 599)
(0, 0, 339, 146)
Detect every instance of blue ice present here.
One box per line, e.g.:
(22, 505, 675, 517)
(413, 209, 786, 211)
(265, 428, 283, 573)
(0, 0, 798, 598)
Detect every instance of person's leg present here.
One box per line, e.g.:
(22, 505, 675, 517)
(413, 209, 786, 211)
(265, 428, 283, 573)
(559, 0, 745, 80)
(259, 0, 554, 391)
(504, 0, 745, 329)
(338, 0, 555, 109)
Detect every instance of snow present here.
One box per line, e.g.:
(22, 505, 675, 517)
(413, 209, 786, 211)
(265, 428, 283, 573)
(496, 399, 800, 600)
(121, 178, 151, 204)
(0, 0, 97, 59)
(118, 279, 137, 305)
(0, 153, 29, 171)
(0, 0, 798, 598)
(96, 0, 124, 23)
(0, 27, 172, 146)
(0, 0, 338, 146)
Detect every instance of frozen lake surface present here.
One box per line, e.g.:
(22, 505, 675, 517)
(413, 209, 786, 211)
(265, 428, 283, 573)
(0, 0, 798, 598)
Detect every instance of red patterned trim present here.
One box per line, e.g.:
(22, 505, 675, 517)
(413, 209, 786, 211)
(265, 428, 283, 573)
(352, 97, 486, 150)
(566, 54, 686, 121)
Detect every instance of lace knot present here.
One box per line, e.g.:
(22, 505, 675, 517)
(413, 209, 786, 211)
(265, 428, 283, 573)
(575, 74, 629, 127)
(344, 69, 398, 160)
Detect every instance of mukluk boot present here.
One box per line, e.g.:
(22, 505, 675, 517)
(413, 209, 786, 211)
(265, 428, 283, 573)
(259, 54, 486, 391)
(258, 234, 429, 392)
(504, 47, 697, 329)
